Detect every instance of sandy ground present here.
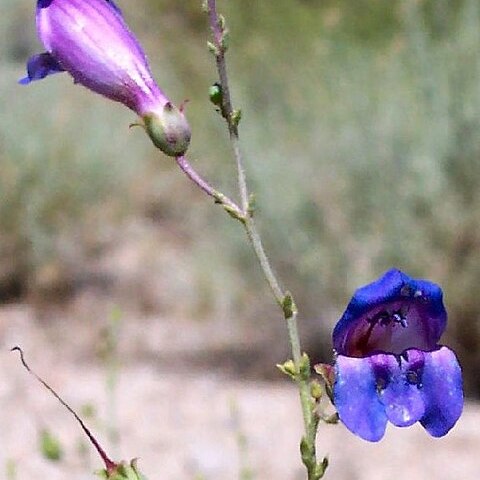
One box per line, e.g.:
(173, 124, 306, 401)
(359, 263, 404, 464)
(1, 303, 479, 480)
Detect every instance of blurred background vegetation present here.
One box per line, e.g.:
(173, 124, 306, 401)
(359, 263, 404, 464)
(2, 0, 480, 396)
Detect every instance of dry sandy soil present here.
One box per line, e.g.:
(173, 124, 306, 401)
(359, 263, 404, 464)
(1, 303, 479, 480)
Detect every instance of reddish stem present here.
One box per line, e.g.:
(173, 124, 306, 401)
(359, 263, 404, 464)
(11, 346, 117, 474)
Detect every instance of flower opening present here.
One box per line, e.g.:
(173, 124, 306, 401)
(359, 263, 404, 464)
(332, 269, 463, 442)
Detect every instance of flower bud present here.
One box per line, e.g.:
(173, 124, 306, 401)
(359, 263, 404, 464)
(21, 0, 191, 156)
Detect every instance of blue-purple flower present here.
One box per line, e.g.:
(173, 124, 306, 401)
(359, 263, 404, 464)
(20, 0, 190, 156)
(333, 269, 463, 442)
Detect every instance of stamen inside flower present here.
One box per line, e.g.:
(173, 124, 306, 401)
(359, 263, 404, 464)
(405, 370, 420, 386)
(352, 306, 410, 356)
(340, 297, 437, 357)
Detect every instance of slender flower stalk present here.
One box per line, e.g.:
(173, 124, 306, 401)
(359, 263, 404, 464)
(200, 2, 325, 478)
(175, 155, 243, 218)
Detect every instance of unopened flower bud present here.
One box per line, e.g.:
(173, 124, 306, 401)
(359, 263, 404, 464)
(21, 0, 191, 156)
(209, 82, 223, 107)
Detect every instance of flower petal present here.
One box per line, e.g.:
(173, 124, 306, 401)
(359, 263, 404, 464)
(38, 0, 54, 8)
(333, 269, 447, 357)
(38, 0, 121, 13)
(19, 52, 65, 85)
(35, 0, 165, 113)
(334, 355, 388, 442)
(420, 346, 463, 437)
(104, 0, 122, 15)
(372, 352, 426, 427)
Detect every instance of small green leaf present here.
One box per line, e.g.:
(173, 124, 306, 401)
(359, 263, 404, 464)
(218, 14, 227, 32)
(315, 456, 329, 479)
(222, 204, 244, 221)
(282, 292, 297, 319)
(310, 380, 323, 401)
(276, 359, 296, 378)
(221, 30, 230, 51)
(207, 40, 219, 56)
(298, 353, 311, 381)
(300, 436, 314, 469)
(230, 108, 242, 128)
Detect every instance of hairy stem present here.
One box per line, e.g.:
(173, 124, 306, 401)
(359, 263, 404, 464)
(242, 215, 283, 304)
(204, 1, 321, 477)
(207, 0, 237, 137)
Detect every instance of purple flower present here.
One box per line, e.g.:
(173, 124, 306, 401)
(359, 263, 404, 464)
(333, 269, 463, 442)
(20, 0, 190, 157)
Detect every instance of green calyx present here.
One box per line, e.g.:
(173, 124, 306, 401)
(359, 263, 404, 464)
(96, 459, 147, 480)
(143, 103, 191, 157)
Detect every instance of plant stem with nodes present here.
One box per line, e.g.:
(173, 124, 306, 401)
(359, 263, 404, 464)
(169, 1, 327, 478)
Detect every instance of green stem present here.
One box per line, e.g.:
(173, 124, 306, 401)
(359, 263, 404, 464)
(242, 216, 283, 304)
(287, 314, 311, 432)
(232, 136, 249, 213)
(205, 1, 322, 478)
(207, 0, 237, 137)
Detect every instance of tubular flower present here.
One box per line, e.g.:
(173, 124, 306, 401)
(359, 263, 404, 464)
(332, 269, 463, 442)
(20, 0, 190, 157)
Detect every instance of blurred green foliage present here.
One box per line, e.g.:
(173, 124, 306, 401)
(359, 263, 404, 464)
(39, 428, 63, 461)
(2, 0, 480, 394)
(5, 458, 17, 480)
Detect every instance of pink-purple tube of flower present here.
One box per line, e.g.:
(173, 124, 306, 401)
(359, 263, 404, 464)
(20, 0, 191, 157)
